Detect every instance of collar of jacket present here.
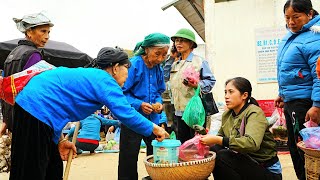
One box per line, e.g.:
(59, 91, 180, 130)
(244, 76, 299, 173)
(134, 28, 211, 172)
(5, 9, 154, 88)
(231, 103, 250, 117)
(18, 39, 37, 48)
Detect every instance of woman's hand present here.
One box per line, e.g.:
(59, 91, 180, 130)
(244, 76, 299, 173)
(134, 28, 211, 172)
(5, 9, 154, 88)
(58, 140, 77, 161)
(305, 106, 320, 124)
(274, 96, 284, 108)
(183, 78, 198, 88)
(200, 134, 223, 146)
(152, 102, 163, 113)
(153, 124, 169, 142)
(141, 102, 153, 115)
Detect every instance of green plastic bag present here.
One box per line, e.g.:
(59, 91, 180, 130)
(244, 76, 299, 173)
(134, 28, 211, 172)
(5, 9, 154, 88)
(182, 85, 206, 127)
(170, 131, 176, 140)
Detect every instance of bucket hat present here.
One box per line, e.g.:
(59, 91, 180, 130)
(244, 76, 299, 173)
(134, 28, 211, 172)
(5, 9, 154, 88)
(171, 28, 197, 48)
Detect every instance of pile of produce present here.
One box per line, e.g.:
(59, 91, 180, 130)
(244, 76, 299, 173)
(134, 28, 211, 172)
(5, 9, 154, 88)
(104, 140, 119, 150)
(0, 133, 11, 172)
(271, 126, 288, 140)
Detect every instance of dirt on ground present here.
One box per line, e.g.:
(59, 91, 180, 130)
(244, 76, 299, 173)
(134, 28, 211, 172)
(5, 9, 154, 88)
(0, 150, 297, 180)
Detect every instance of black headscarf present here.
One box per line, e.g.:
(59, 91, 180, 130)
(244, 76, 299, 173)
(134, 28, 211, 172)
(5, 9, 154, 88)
(85, 47, 130, 69)
(96, 47, 130, 69)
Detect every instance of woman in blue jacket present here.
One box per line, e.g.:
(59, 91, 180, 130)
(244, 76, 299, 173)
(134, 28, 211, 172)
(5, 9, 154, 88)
(119, 33, 170, 180)
(66, 111, 120, 154)
(9, 47, 168, 180)
(275, 1, 320, 179)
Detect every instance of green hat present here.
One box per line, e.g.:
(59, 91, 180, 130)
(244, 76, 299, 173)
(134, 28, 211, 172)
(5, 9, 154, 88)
(135, 33, 170, 56)
(171, 28, 197, 48)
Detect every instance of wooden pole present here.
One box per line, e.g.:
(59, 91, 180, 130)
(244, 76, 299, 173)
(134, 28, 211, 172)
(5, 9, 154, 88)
(63, 121, 80, 180)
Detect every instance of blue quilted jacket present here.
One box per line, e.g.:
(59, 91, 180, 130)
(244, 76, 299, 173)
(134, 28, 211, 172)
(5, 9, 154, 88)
(277, 15, 320, 107)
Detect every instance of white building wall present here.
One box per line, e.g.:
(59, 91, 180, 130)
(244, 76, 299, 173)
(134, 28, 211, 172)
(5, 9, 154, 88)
(207, 0, 320, 103)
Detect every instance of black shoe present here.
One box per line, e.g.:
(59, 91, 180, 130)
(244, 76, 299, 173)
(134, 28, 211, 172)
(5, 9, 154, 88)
(142, 176, 152, 180)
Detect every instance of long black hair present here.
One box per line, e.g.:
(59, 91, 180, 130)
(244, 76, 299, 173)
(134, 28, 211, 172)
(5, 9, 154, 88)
(284, 0, 319, 17)
(225, 77, 259, 106)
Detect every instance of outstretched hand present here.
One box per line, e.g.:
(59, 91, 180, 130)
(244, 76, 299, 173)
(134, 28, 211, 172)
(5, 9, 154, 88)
(200, 134, 223, 146)
(58, 140, 77, 161)
(153, 124, 169, 142)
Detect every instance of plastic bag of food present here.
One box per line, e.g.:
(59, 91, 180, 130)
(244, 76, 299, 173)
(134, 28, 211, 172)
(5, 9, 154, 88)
(268, 108, 282, 125)
(182, 66, 200, 84)
(269, 108, 287, 140)
(179, 134, 209, 161)
(182, 86, 205, 127)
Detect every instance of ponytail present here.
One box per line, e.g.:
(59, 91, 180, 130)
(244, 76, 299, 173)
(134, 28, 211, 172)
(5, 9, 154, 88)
(248, 97, 259, 106)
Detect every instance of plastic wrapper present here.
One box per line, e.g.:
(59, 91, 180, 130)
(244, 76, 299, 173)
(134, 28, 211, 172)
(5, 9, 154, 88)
(179, 135, 209, 162)
(300, 127, 320, 149)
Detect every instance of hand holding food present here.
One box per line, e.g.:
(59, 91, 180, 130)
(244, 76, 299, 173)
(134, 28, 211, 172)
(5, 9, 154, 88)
(152, 102, 162, 113)
(141, 102, 153, 115)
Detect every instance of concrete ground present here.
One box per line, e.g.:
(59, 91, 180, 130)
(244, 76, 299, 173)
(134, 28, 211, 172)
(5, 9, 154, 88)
(0, 151, 297, 180)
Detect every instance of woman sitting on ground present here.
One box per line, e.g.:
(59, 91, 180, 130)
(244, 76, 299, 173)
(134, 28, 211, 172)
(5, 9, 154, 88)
(66, 110, 120, 154)
(200, 77, 282, 180)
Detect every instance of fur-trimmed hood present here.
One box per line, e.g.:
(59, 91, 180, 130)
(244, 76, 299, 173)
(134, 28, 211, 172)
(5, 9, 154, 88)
(310, 25, 320, 33)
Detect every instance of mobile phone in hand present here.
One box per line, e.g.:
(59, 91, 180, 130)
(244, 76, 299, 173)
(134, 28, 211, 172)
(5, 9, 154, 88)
(183, 79, 189, 85)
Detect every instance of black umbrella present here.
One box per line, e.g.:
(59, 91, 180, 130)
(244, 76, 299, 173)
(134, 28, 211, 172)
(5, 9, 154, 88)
(0, 38, 93, 69)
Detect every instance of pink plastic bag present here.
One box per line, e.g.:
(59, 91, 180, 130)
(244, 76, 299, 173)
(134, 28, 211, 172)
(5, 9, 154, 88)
(182, 66, 200, 84)
(303, 120, 319, 128)
(179, 134, 209, 162)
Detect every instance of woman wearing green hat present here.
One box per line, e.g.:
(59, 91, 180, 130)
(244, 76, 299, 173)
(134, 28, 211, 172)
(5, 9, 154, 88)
(169, 28, 216, 144)
(118, 33, 170, 180)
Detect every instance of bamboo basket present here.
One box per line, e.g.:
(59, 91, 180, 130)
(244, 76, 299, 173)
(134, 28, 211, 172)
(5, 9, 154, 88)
(297, 141, 320, 180)
(144, 151, 216, 180)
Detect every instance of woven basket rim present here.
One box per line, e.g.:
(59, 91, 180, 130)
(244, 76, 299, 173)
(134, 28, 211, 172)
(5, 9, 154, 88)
(297, 141, 320, 157)
(144, 151, 216, 168)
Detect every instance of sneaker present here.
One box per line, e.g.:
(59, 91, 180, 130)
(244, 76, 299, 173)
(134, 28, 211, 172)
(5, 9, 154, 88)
(142, 176, 152, 180)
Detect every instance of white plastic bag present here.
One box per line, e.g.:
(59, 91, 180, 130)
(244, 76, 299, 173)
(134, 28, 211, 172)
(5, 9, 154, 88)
(105, 132, 115, 141)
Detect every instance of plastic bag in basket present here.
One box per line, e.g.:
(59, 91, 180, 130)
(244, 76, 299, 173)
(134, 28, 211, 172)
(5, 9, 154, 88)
(269, 108, 287, 140)
(179, 134, 209, 161)
(182, 85, 206, 128)
(0, 60, 55, 105)
(300, 127, 320, 149)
